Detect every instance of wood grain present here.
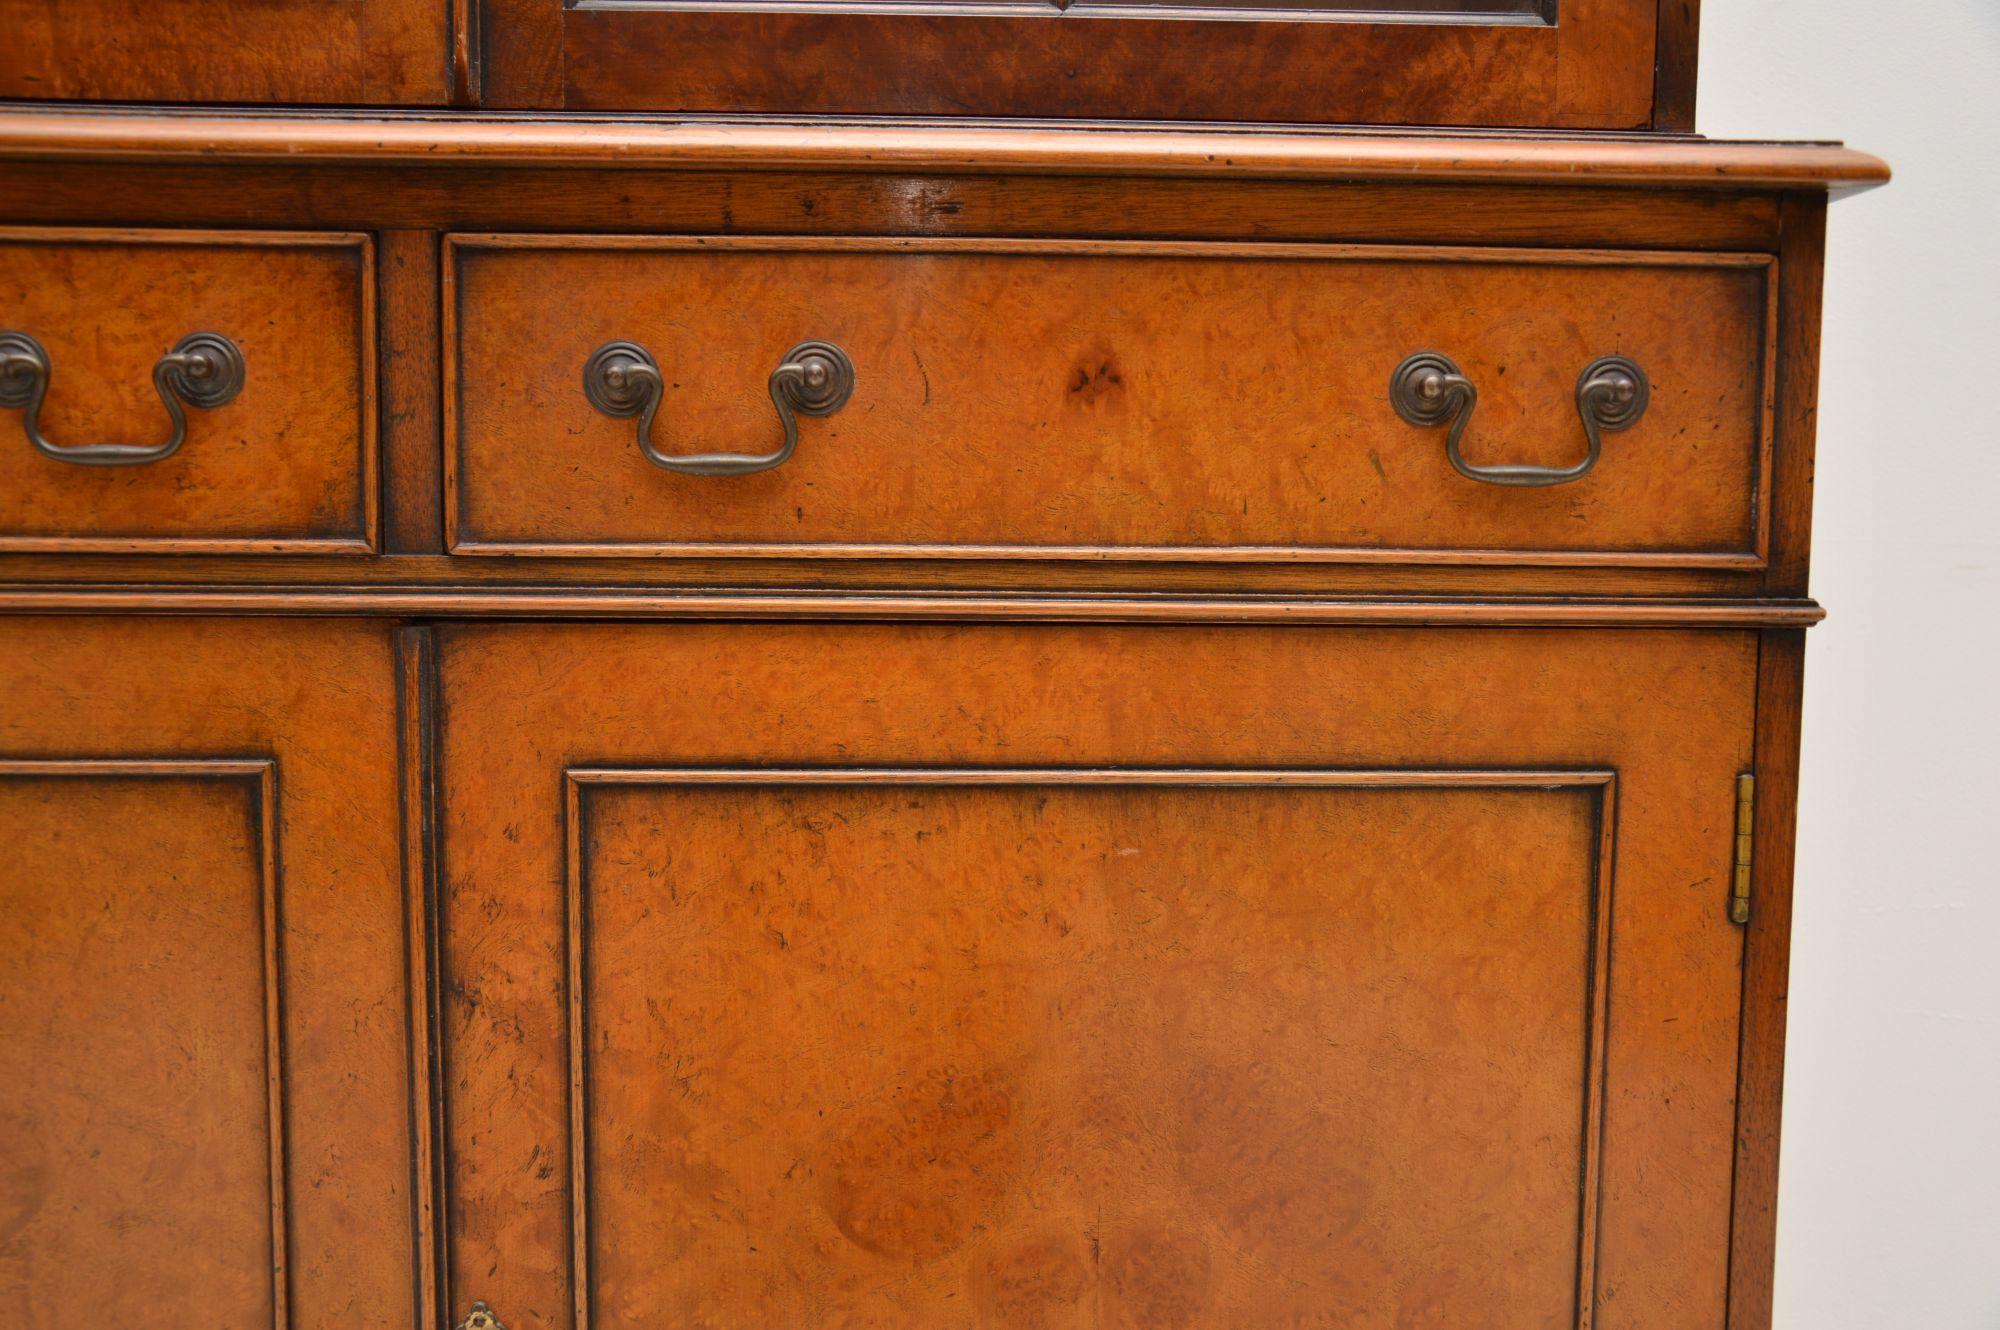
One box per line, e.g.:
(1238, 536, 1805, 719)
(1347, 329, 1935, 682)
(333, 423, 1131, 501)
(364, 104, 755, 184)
(480, 0, 1670, 126)
(452, 0, 482, 105)
(553, 3, 1644, 127)
(0, 543, 1767, 599)
(0, 0, 447, 104)
(0, 761, 285, 1330)
(380, 231, 445, 554)
(0, 163, 1792, 262)
(365, 0, 455, 103)
(1766, 194, 1829, 597)
(565, 769, 1616, 1327)
(0, 228, 378, 554)
(1653, 0, 1703, 132)
(0, 58, 1876, 1330)
(448, 236, 1774, 565)
(1727, 628, 1808, 1330)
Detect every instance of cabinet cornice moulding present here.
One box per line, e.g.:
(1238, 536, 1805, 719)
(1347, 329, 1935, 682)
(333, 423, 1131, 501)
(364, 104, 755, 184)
(0, 108, 1890, 195)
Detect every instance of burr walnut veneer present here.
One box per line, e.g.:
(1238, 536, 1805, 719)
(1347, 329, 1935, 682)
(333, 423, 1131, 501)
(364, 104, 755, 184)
(0, 229, 377, 553)
(447, 236, 1773, 563)
(0, 104, 1884, 1330)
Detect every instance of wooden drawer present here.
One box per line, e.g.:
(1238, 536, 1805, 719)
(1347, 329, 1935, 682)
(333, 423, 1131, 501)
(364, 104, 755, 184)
(0, 229, 376, 554)
(446, 236, 1775, 568)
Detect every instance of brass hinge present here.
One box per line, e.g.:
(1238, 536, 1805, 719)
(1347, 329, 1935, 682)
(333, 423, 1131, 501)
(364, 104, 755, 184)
(1730, 773, 1756, 925)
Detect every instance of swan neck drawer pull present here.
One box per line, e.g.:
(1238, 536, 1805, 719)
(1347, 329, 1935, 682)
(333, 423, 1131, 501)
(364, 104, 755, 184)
(1390, 351, 1650, 488)
(0, 330, 246, 467)
(583, 338, 856, 477)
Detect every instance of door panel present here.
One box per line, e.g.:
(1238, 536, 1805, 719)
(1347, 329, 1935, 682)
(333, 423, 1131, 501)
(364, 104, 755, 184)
(1, 764, 283, 1329)
(438, 625, 1756, 1329)
(573, 772, 1610, 1327)
(0, 620, 415, 1330)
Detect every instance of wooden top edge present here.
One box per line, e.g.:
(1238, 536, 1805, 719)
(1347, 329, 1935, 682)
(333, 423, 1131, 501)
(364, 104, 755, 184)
(0, 109, 1891, 191)
(0, 586, 1829, 628)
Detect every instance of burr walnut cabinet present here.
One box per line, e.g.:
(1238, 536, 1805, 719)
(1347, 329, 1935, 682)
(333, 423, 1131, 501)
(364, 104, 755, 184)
(0, 8, 1883, 1328)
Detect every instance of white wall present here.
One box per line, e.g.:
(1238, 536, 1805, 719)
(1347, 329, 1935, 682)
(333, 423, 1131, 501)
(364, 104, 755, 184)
(1698, 4, 2000, 1327)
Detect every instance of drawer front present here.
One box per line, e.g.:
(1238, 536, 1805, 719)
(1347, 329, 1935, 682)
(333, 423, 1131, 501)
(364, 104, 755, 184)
(447, 236, 1773, 566)
(0, 229, 376, 553)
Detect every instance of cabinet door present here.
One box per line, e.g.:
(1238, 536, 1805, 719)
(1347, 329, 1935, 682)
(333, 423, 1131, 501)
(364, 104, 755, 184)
(437, 623, 1756, 1329)
(0, 620, 419, 1330)
(479, 0, 1677, 128)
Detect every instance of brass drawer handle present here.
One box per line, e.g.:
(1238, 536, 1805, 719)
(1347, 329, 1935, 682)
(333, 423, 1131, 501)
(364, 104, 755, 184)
(1390, 351, 1649, 488)
(583, 338, 856, 477)
(0, 330, 246, 467)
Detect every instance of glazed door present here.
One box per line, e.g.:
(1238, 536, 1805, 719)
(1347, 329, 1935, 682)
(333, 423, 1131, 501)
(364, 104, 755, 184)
(437, 623, 1757, 1329)
(478, 0, 1680, 128)
(0, 620, 419, 1330)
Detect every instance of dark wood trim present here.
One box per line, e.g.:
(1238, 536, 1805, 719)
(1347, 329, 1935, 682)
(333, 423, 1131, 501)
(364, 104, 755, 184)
(0, 586, 1828, 626)
(0, 552, 1763, 603)
(1651, 0, 1702, 132)
(445, 231, 1775, 263)
(1766, 194, 1829, 597)
(560, 772, 590, 1330)
(0, 109, 1891, 193)
(380, 232, 446, 555)
(253, 757, 289, 1330)
(395, 628, 447, 1330)
(1727, 627, 1807, 1330)
(445, 540, 1770, 568)
(564, 766, 1619, 789)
